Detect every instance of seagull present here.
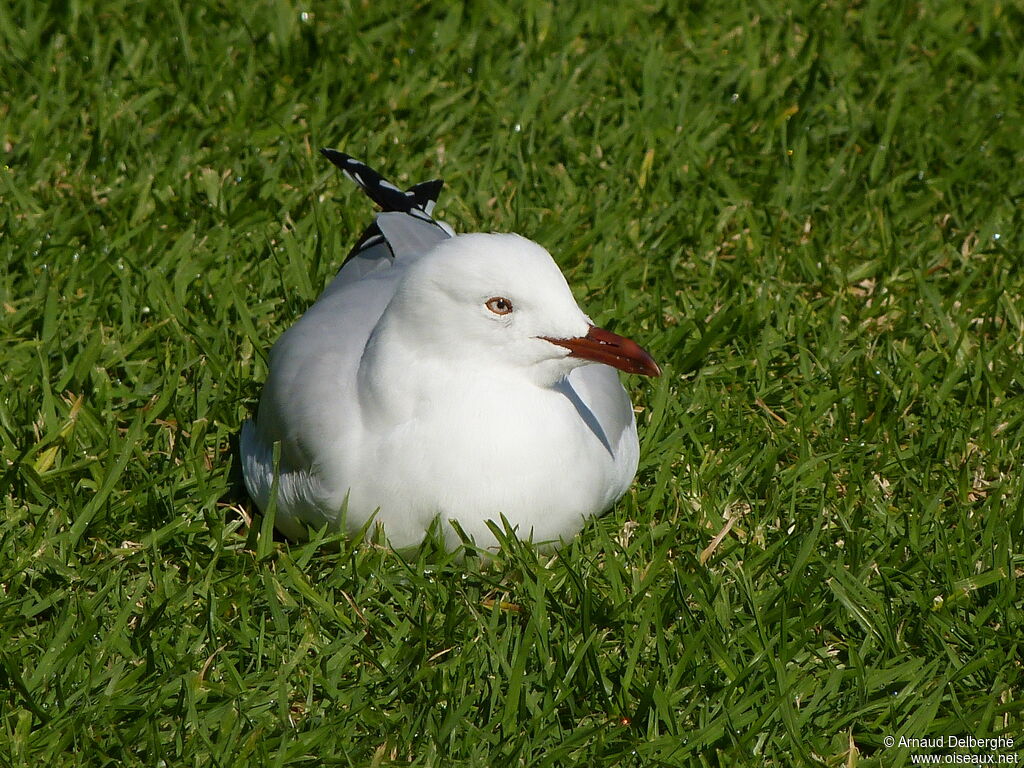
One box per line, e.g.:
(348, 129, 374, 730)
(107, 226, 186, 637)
(240, 150, 660, 550)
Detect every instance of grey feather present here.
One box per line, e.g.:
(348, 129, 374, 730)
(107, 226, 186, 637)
(376, 211, 452, 260)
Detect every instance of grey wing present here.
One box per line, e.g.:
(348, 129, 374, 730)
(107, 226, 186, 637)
(564, 364, 638, 457)
(321, 211, 454, 297)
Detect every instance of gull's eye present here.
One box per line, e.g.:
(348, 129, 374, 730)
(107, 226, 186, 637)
(485, 297, 514, 315)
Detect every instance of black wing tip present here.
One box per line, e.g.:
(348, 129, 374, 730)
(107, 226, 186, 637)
(320, 147, 353, 170)
(409, 177, 444, 200)
(320, 148, 445, 214)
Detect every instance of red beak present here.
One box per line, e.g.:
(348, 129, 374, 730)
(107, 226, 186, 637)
(543, 325, 661, 377)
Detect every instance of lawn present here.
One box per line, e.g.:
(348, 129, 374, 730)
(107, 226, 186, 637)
(2, 0, 1022, 765)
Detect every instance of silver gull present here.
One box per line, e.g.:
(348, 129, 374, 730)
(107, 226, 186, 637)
(240, 150, 660, 550)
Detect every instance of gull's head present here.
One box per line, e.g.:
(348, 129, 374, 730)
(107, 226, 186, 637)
(387, 233, 660, 386)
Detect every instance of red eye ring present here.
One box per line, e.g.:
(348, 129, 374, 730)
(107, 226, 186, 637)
(486, 297, 514, 315)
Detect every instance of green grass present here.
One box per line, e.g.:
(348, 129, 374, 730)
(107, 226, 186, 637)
(2, 0, 1023, 765)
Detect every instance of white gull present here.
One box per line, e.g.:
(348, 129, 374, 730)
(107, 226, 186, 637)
(241, 150, 660, 550)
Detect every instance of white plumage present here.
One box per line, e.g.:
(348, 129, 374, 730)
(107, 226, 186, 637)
(241, 151, 659, 550)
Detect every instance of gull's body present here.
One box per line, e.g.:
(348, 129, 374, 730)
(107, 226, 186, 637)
(241, 151, 659, 550)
